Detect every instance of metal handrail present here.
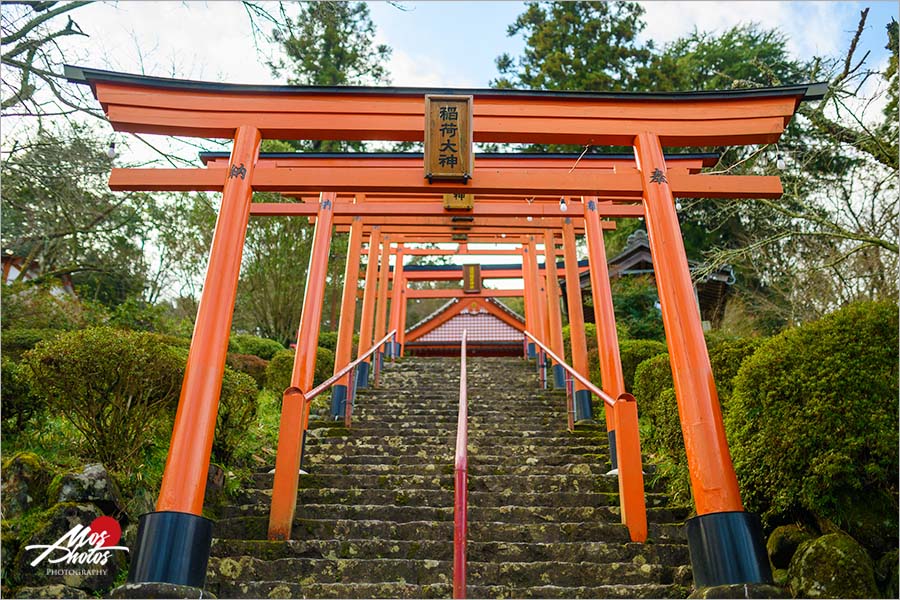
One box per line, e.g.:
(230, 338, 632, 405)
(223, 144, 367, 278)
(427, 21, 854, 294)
(523, 329, 648, 543)
(524, 330, 617, 408)
(453, 330, 469, 599)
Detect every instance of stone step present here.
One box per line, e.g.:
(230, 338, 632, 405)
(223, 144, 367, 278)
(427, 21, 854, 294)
(249, 472, 623, 494)
(307, 433, 605, 446)
(300, 452, 607, 466)
(232, 487, 676, 510)
(220, 501, 690, 525)
(212, 517, 684, 543)
(301, 441, 611, 456)
(299, 463, 614, 478)
(206, 556, 681, 588)
(468, 583, 690, 599)
(208, 580, 451, 599)
(209, 538, 690, 566)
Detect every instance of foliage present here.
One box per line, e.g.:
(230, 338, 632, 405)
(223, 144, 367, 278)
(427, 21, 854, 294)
(23, 327, 184, 470)
(316, 331, 340, 352)
(618, 339, 667, 392)
(230, 333, 284, 360)
(1, 328, 63, 361)
(107, 297, 175, 333)
(494, 1, 651, 92)
(225, 353, 269, 389)
(706, 335, 765, 404)
(726, 301, 899, 530)
(610, 276, 665, 341)
(213, 368, 260, 465)
(1, 357, 44, 435)
(265, 347, 335, 393)
(1, 282, 105, 331)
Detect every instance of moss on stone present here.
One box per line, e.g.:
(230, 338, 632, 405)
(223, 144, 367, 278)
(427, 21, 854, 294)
(788, 533, 878, 598)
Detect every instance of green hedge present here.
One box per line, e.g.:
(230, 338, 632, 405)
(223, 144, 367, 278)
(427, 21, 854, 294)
(225, 353, 268, 389)
(726, 301, 898, 535)
(1, 328, 64, 360)
(230, 334, 285, 360)
(619, 339, 667, 392)
(265, 347, 336, 394)
(1, 357, 44, 434)
(24, 327, 185, 470)
(213, 368, 260, 465)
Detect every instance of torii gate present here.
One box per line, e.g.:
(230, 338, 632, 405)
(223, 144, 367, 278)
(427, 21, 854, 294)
(66, 64, 825, 591)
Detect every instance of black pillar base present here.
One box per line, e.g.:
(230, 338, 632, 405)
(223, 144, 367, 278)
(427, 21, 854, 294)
(574, 389, 593, 421)
(607, 429, 618, 470)
(330, 385, 347, 420)
(552, 364, 566, 389)
(128, 511, 213, 588)
(356, 361, 370, 389)
(527, 343, 537, 359)
(685, 511, 773, 588)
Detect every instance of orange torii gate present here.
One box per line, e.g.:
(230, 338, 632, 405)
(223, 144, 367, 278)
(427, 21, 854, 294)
(66, 64, 825, 591)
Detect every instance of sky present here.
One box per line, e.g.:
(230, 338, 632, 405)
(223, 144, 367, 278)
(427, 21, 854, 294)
(66, 1, 896, 90)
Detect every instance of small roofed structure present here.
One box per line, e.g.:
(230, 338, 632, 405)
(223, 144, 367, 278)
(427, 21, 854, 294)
(567, 229, 735, 329)
(404, 297, 525, 356)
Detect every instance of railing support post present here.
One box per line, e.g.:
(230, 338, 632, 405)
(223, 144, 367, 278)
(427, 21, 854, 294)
(614, 394, 647, 542)
(268, 192, 336, 541)
(635, 132, 771, 587)
(453, 331, 469, 599)
(129, 125, 260, 589)
(356, 227, 381, 389)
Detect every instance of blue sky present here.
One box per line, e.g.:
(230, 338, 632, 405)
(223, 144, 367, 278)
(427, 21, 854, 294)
(71, 1, 896, 88)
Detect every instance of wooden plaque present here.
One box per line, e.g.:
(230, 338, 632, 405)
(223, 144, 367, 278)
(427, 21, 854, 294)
(463, 264, 481, 294)
(443, 193, 474, 210)
(425, 95, 473, 182)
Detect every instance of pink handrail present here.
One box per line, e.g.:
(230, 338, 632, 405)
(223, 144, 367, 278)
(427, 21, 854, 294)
(523, 329, 648, 543)
(453, 330, 468, 599)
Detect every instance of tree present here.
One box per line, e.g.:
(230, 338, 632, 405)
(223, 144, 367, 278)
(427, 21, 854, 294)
(493, 1, 651, 92)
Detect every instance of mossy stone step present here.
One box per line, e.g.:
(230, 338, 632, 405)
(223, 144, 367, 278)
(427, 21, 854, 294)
(300, 463, 613, 478)
(206, 556, 454, 586)
(209, 538, 690, 566)
(209, 580, 451, 599)
(467, 582, 691, 599)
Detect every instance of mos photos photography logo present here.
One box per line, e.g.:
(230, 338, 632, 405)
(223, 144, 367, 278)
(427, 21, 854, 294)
(24, 515, 129, 577)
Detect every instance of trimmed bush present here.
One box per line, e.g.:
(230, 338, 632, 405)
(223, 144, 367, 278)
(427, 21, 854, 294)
(265, 347, 335, 393)
(213, 368, 260, 465)
(316, 331, 339, 352)
(23, 327, 185, 470)
(226, 353, 268, 389)
(1, 328, 63, 361)
(1, 357, 44, 434)
(230, 334, 284, 360)
(619, 339, 667, 392)
(707, 336, 765, 405)
(726, 301, 899, 534)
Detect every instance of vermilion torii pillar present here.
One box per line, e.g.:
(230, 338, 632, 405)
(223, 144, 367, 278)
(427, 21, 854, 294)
(331, 214, 363, 419)
(69, 65, 823, 590)
(372, 235, 392, 370)
(387, 244, 406, 356)
(543, 231, 567, 389)
(561, 217, 592, 421)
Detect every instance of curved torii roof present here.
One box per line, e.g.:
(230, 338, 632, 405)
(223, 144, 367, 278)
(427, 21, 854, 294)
(405, 296, 525, 352)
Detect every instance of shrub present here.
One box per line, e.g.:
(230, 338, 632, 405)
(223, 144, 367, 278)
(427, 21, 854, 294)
(225, 353, 268, 389)
(632, 354, 674, 443)
(611, 275, 665, 341)
(316, 331, 339, 352)
(213, 368, 259, 465)
(1, 357, 44, 434)
(265, 347, 335, 393)
(726, 301, 899, 532)
(1, 282, 106, 330)
(619, 339, 667, 391)
(707, 336, 765, 405)
(24, 327, 185, 470)
(1, 328, 63, 360)
(230, 334, 284, 360)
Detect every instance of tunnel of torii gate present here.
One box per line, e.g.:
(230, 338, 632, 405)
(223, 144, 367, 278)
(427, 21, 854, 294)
(66, 64, 826, 591)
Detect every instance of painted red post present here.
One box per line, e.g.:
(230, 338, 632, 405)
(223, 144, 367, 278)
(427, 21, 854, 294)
(388, 244, 405, 357)
(453, 330, 469, 599)
(561, 217, 592, 421)
(520, 245, 537, 359)
(614, 394, 648, 542)
(356, 227, 381, 387)
(268, 192, 336, 541)
(398, 277, 408, 356)
(635, 131, 771, 586)
(129, 125, 260, 587)
(331, 213, 363, 419)
(543, 231, 566, 389)
(581, 196, 625, 469)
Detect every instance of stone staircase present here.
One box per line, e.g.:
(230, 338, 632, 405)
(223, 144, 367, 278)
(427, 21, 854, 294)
(206, 356, 693, 598)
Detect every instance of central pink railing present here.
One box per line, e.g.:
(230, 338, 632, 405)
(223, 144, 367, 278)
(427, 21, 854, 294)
(453, 330, 469, 599)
